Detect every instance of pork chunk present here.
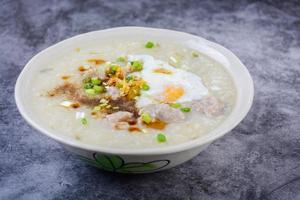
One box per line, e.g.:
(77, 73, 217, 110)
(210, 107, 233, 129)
(105, 111, 133, 123)
(109, 98, 139, 117)
(183, 96, 224, 117)
(140, 104, 185, 123)
(106, 86, 120, 100)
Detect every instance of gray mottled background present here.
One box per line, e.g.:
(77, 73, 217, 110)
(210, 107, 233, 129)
(0, 0, 300, 199)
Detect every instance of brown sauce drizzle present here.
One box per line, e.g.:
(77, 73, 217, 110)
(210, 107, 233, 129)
(144, 120, 167, 130)
(87, 59, 105, 65)
(71, 102, 80, 108)
(61, 75, 71, 80)
(78, 66, 87, 72)
(127, 119, 137, 126)
(90, 111, 105, 119)
(128, 127, 142, 132)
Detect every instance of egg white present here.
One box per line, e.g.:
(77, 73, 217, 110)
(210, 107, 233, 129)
(127, 55, 208, 108)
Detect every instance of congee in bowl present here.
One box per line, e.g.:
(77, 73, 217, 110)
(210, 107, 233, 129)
(28, 39, 236, 149)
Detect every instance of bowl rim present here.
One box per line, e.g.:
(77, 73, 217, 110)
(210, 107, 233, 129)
(15, 26, 254, 155)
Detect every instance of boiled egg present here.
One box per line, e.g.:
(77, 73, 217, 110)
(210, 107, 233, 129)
(127, 55, 208, 108)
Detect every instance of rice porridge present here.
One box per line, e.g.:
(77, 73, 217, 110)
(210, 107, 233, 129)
(29, 40, 236, 149)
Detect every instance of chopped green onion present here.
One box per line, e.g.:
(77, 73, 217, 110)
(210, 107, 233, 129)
(93, 106, 101, 111)
(91, 77, 101, 85)
(126, 75, 134, 81)
(141, 113, 152, 124)
(117, 56, 126, 62)
(110, 65, 119, 73)
(156, 133, 166, 142)
(192, 52, 199, 57)
(141, 83, 150, 91)
(99, 103, 108, 108)
(116, 82, 123, 88)
(131, 60, 143, 71)
(169, 103, 182, 108)
(82, 77, 91, 83)
(106, 65, 120, 75)
(84, 82, 94, 89)
(145, 41, 154, 48)
(180, 107, 191, 112)
(85, 88, 96, 95)
(93, 85, 105, 94)
(81, 117, 88, 125)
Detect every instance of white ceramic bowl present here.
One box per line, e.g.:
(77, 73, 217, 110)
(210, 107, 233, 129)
(15, 27, 254, 173)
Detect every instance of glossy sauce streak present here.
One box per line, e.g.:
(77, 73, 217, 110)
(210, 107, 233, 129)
(145, 120, 167, 130)
(71, 102, 80, 108)
(127, 119, 137, 125)
(87, 59, 105, 65)
(78, 66, 87, 72)
(128, 127, 142, 132)
(61, 75, 71, 80)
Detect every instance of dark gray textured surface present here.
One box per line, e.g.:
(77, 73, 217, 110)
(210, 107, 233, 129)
(1, 0, 300, 199)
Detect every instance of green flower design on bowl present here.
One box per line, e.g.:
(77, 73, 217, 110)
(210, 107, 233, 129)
(79, 153, 170, 173)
